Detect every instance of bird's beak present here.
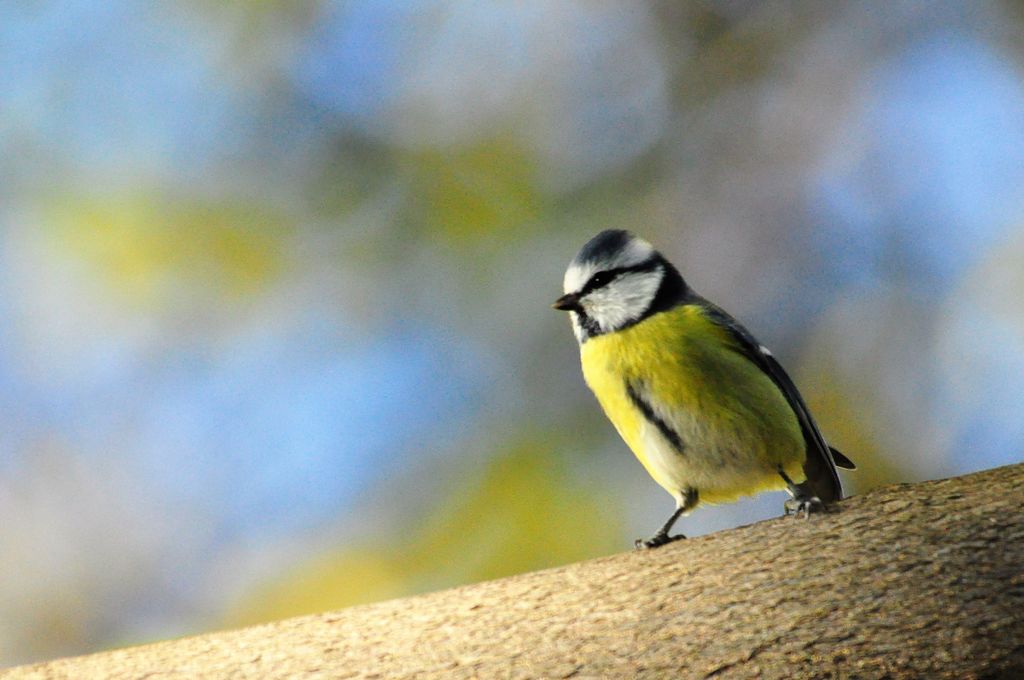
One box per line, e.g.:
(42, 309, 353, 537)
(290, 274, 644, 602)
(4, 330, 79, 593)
(552, 293, 581, 311)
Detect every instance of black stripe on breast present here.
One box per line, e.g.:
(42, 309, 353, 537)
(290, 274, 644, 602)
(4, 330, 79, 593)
(625, 381, 686, 455)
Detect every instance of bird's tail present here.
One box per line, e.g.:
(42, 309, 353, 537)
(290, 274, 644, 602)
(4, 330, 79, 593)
(798, 445, 855, 504)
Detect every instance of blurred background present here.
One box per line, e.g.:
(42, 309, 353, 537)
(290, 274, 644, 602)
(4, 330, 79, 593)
(3, 0, 1024, 666)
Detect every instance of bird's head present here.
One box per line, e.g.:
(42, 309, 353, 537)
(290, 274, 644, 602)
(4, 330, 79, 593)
(553, 230, 687, 342)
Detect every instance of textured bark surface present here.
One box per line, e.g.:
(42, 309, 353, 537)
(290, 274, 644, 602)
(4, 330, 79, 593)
(6, 464, 1023, 679)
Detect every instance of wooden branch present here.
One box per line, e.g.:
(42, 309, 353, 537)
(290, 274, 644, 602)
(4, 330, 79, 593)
(6, 464, 1023, 679)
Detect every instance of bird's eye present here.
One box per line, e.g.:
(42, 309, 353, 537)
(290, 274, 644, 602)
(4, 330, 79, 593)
(589, 271, 615, 290)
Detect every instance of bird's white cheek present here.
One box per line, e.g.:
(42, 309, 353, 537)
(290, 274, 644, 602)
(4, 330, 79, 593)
(591, 299, 636, 332)
(585, 273, 663, 332)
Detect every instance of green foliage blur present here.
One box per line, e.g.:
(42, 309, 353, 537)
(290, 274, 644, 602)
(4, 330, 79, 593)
(229, 440, 621, 626)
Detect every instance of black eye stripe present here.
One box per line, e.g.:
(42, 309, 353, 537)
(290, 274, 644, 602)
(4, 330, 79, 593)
(585, 271, 616, 291)
(581, 260, 660, 295)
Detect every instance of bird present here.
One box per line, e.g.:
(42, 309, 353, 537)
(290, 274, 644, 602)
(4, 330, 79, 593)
(552, 229, 855, 549)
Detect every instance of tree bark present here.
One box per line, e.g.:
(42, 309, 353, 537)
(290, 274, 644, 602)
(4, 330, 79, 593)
(5, 463, 1023, 679)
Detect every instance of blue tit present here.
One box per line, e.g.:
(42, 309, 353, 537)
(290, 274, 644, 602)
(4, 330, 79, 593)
(553, 230, 855, 549)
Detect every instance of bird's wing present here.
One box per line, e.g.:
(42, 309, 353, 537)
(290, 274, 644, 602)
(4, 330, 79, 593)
(694, 297, 854, 503)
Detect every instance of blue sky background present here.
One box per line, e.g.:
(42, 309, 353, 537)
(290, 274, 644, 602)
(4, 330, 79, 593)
(2, 0, 1023, 666)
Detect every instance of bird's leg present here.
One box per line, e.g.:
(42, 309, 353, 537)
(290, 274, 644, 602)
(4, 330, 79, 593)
(635, 488, 697, 550)
(635, 507, 684, 550)
(779, 467, 823, 518)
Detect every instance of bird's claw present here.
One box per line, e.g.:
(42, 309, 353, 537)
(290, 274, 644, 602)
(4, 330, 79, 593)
(634, 533, 686, 550)
(784, 495, 824, 518)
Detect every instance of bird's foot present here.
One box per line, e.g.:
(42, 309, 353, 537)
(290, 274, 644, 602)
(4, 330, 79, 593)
(784, 495, 824, 518)
(634, 533, 685, 550)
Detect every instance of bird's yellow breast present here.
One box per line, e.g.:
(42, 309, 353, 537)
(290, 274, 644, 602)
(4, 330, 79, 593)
(579, 305, 806, 505)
